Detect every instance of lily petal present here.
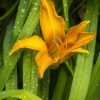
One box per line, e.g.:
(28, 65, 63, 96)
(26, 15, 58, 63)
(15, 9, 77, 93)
(9, 35, 47, 55)
(70, 48, 89, 53)
(40, 0, 66, 44)
(66, 21, 90, 43)
(35, 51, 56, 78)
(61, 48, 89, 62)
(71, 32, 95, 49)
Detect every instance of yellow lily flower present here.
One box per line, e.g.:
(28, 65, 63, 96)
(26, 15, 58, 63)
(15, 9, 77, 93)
(9, 0, 95, 78)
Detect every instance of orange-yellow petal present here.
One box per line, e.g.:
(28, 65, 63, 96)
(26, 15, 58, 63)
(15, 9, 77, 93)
(9, 35, 47, 55)
(35, 51, 57, 78)
(71, 32, 95, 49)
(61, 32, 95, 62)
(40, 0, 66, 44)
(69, 48, 89, 53)
(66, 21, 90, 43)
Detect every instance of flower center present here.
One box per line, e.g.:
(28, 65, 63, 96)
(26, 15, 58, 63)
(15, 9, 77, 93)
(47, 37, 65, 59)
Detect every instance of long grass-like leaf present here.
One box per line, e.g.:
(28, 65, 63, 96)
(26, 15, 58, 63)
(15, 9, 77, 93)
(86, 53, 100, 100)
(52, 67, 68, 100)
(0, 0, 40, 90)
(22, 0, 40, 95)
(0, 90, 42, 100)
(3, 18, 17, 100)
(68, 0, 99, 100)
(38, 69, 50, 100)
(0, 0, 19, 22)
(23, 50, 38, 94)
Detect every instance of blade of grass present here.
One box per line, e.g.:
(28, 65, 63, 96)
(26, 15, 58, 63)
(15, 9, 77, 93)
(38, 69, 50, 100)
(2, 0, 31, 95)
(52, 67, 68, 100)
(68, 0, 73, 7)
(86, 52, 100, 100)
(3, 0, 31, 93)
(0, 90, 42, 100)
(3, 18, 17, 100)
(12, 0, 30, 41)
(0, 0, 40, 90)
(71, 0, 86, 15)
(0, 0, 19, 22)
(63, 76, 72, 100)
(0, 54, 3, 74)
(22, 0, 40, 94)
(6, 69, 17, 100)
(17, 1, 40, 40)
(3, 18, 14, 66)
(62, 0, 69, 30)
(0, 35, 4, 74)
(23, 50, 38, 94)
(68, 0, 99, 100)
(65, 61, 74, 76)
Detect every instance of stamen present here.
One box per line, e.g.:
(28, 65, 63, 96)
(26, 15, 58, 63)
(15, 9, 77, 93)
(65, 41, 67, 48)
(56, 36, 63, 45)
(54, 36, 65, 49)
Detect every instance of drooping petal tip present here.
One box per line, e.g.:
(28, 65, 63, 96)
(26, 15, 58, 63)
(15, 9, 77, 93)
(9, 49, 16, 56)
(70, 48, 89, 54)
(84, 20, 90, 24)
(9, 36, 47, 56)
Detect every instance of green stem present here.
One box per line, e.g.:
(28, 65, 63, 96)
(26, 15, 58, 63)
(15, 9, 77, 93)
(65, 61, 74, 76)
(62, 0, 69, 30)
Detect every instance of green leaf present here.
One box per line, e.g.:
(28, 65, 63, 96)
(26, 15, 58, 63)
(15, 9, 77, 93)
(62, 0, 69, 30)
(0, 0, 19, 22)
(86, 53, 100, 100)
(0, 0, 40, 91)
(52, 67, 68, 100)
(23, 50, 38, 94)
(68, 0, 99, 100)
(0, 90, 42, 100)
(38, 69, 50, 100)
